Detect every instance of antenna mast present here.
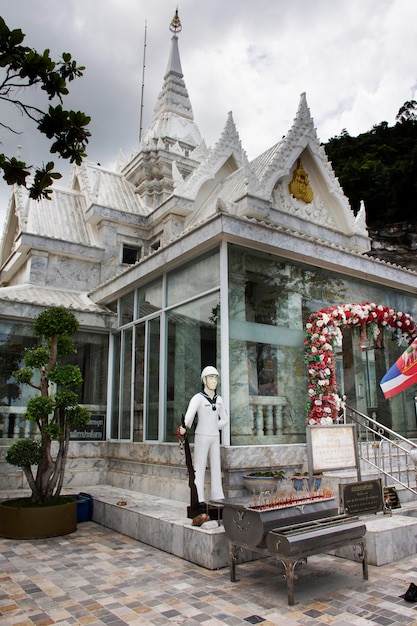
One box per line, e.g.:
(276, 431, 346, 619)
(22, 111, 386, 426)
(139, 20, 147, 143)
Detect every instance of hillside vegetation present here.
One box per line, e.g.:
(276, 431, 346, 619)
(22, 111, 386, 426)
(324, 100, 417, 229)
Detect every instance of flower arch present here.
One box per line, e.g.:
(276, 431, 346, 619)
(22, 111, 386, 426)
(304, 302, 417, 425)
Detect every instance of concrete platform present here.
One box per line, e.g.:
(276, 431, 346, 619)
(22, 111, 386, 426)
(363, 508, 417, 565)
(85, 485, 230, 570)
(3, 484, 417, 570)
(71, 485, 417, 570)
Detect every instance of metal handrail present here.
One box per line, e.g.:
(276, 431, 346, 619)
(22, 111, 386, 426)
(342, 402, 417, 497)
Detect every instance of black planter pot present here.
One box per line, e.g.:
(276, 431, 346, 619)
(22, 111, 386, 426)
(0, 497, 77, 539)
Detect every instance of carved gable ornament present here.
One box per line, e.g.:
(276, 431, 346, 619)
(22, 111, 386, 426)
(289, 158, 313, 204)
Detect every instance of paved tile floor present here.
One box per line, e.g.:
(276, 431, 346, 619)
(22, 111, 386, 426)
(1, 521, 417, 626)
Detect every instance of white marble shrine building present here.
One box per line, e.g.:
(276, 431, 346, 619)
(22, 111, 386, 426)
(1, 13, 417, 499)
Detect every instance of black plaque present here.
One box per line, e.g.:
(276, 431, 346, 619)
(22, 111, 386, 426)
(70, 414, 105, 441)
(340, 479, 384, 515)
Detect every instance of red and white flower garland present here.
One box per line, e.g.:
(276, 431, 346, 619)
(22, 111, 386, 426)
(304, 302, 417, 425)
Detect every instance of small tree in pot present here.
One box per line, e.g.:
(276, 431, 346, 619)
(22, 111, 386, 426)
(5, 306, 91, 504)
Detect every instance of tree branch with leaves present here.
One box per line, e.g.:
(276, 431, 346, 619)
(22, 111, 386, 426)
(0, 16, 91, 200)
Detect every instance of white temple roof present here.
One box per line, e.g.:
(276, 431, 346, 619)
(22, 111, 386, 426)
(71, 162, 149, 217)
(0, 10, 376, 307)
(24, 188, 94, 245)
(0, 284, 110, 314)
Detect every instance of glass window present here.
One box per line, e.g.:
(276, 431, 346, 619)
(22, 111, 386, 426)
(137, 279, 162, 319)
(109, 253, 220, 442)
(146, 318, 160, 440)
(64, 331, 108, 407)
(120, 292, 135, 326)
(0, 321, 39, 439)
(111, 318, 160, 442)
(166, 292, 220, 442)
(110, 333, 121, 439)
(110, 328, 133, 440)
(120, 328, 133, 439)
(167, 249, 219, 306)
(133, 323, 145, 441)
(228, 243, 417, 444)
(0, 321, 109, 441)
(228, 246, 307, 445)
(247, 342, 278, 396)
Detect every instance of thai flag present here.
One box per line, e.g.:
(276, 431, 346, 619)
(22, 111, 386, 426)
(380, 337, 417, 399)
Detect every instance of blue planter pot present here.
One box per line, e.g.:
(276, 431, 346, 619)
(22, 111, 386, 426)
(310, 476, 323, 490)
(291, 477, 309, 492)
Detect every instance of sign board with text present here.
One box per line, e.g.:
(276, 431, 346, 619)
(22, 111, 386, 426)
(307, 424, 359, 475)
(340, 479, 384, 515)
(70, 414, 105, 441)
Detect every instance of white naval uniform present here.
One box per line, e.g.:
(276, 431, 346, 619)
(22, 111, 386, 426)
(184, 391, 229, 503)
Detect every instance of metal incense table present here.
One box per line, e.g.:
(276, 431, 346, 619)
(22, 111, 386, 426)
(222, 496, 367, 606)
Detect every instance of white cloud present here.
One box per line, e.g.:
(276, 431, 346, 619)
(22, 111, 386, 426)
(0, 0, 416, 223)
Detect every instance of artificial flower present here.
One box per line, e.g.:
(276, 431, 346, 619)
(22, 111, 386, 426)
(305, 302, 417, 424)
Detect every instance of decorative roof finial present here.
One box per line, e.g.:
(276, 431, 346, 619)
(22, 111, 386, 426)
(169, 8, 182, 34)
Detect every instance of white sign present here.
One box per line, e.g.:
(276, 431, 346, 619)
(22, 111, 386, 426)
(307, 424, 358, 472)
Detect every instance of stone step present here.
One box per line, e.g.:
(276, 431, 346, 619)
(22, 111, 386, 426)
(334, 502, 417, 566)
(2, 485, 417, 569)
(69, 485, 231, 570)
(68, 485, 417, 569)
(323, 468, 417, 504)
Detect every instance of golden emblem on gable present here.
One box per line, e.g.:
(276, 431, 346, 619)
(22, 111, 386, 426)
(288, 158, 314, 204)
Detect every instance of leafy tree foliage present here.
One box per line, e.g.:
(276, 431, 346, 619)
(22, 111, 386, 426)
(0, 16, 91, 200)
(396, 100, 417, 124)
(324, 101, 417, 228)
(5, 307, 91, 504)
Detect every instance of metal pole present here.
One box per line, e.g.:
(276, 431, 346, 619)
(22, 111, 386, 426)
(139, 20, 147, 143)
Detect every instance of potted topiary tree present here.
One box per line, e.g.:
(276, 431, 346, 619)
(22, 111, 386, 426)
(0, 306, 91, 539)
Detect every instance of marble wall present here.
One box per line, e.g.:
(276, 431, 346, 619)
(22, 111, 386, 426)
(0, 440, 309, 502)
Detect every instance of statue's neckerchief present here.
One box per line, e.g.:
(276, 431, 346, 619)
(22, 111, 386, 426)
(200, 390, 218, 411)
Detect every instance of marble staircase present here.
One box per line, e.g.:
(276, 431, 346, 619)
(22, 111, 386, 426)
(323, 438, 417, 506)
(343, 405, 417, 503)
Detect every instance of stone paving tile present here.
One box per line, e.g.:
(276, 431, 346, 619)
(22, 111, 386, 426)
(2, 523, 417, 625)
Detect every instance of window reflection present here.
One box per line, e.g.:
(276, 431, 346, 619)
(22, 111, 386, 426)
(167, 250, 220, 306)
(166, 293, 220, 442)
(0, 322, 108, 441)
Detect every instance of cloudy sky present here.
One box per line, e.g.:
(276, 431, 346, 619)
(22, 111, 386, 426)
(0, 0, 416, 224)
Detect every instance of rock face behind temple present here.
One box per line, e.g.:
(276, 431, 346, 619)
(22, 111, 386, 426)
(369, 222, 417, 271)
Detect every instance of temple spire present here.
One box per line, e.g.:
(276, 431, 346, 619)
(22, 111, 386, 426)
(141, 9, 202, 147)
(165, 9, 183, 77)
(123, 9, 205, 209)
